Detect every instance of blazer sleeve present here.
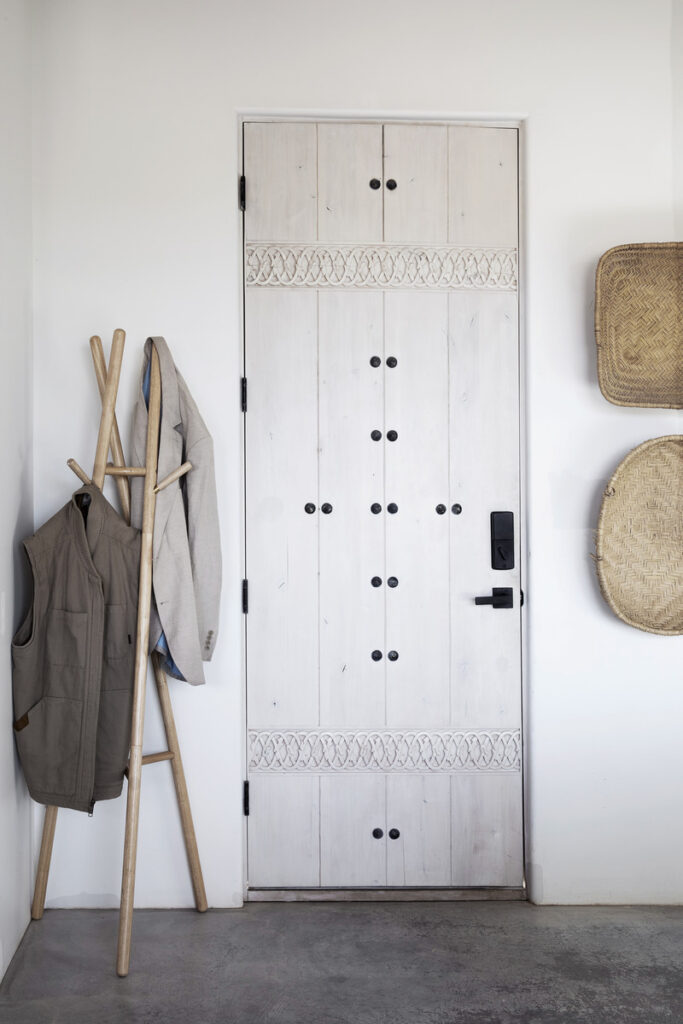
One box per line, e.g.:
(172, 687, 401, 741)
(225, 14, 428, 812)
(184, 432, 222, 660)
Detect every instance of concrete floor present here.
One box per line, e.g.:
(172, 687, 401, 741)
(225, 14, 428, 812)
(1, 903, 682, 1023)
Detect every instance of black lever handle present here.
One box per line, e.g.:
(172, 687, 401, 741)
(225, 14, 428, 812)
(474, 587, 513, 609)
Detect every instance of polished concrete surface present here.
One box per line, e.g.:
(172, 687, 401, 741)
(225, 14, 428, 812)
(1, 903, 682, 1023)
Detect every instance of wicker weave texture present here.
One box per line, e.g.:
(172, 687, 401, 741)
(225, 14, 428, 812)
(595, 436, 683, 635)
(595, 243, 683, 408)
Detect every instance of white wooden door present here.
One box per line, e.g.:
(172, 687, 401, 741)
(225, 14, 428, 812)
(244, 121, 522, 892)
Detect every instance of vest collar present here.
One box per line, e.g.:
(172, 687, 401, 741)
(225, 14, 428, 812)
(69, 484, 108, 576)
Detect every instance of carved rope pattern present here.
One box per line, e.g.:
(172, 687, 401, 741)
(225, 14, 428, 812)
(245, 244, 518, 290)
(248, 730, 521, 772)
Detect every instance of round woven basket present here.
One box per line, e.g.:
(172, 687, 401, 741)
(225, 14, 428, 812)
(595, 436, 683, 635)
(595, 242, 683, 408)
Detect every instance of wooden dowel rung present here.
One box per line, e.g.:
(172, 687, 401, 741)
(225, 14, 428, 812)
(105, 465, 147, 477)
(142, 751, 174, 766)
(67, 459, 91, 485)
(155, 461, 192, 493)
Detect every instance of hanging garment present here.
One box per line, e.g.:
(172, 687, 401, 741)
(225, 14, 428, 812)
(130, 336, 221, 686)
(11, 485, 141, 812)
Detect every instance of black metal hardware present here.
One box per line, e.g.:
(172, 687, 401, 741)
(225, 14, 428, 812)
(436, 504, 446, 515)
(386, 179, 397, 190)
(242, 579, 249, 614)
(387, 650, 399, 661)
(387, 430, 398, 442)
(369, 178, 381, 190)
(491, 511, 514, 570)
(372, 827, 384, 839)
(241, 377, 247, 412)
(371, 429, 382, 441)
(243, 780, 250, 816)
(371, 650, 383, 661)
(452, 503, 462, 515)
(387, 576, 398, 588)
(387, 502, 398, 514)
(304, 503, 316, 514)
(386, 356, 398, 368)
(321, 503, 333, 514)
(371, 503, 382, 514)
(388, 828, 400, 840)
(474, 587, 513, 609)
(371, 577, 382, 588)
(239, 175, 246, 211)
(370, 355, 381, 367)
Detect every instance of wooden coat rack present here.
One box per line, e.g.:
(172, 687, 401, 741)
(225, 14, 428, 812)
(29, 330, 207, 977)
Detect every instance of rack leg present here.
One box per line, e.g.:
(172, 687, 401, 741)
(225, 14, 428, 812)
(116, 345, 161, 978)
(31, 805, 58, 920)
(152, 655, 208, 912)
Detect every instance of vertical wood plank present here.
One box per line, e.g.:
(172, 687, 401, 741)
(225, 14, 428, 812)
(451, 773, 523, 887)
(244, 122, 317, 242)
(386, 775, 451, 886)
(319, 291, 385, 727)
(248, 776, 320, 887)
(318, 124, 383, 242)
(320, 776, 386, 886)
(385, 292, 450, 728)
(383, 125, 448, 243)
(448, 291, 521, 729)
(448, 127, 518, 247)
(246, 289, 319, 727)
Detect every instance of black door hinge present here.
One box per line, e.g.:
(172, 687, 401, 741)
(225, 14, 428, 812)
(239, 175, 246, 211)
(242, 579, 249, 613)
(243, 780, 250, 816)
(241, 376, 247, 412)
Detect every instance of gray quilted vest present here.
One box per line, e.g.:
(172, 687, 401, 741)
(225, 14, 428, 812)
(12, 485, 141, 812)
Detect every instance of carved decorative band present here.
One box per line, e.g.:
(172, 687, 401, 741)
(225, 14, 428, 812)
(245, 244, 518, 291)
(248, 729, 521, 773)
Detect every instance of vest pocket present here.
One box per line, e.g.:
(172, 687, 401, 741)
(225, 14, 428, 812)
(46, 609, 87, 667)
(102, 604, 135, 691)
(15, 696, 82, 797)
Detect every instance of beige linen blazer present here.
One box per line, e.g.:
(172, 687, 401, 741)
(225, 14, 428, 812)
(130, 337, 221, 685)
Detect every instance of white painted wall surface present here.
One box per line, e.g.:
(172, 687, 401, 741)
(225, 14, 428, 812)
(674, 1, 683, 236)
(0, 0, 34, 974)
(27, 0, 681, 910)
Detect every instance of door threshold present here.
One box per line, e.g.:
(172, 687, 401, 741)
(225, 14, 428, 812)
(247, 887, 527, 903)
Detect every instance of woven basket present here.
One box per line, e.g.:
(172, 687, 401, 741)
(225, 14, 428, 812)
(595, 243, 683, 408)
(595, 436, 683, 635)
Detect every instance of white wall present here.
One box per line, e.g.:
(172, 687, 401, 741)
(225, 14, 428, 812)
(674, 1, 683, 235)
(0, 0, 34, 974)
(28, 0, 681, 909)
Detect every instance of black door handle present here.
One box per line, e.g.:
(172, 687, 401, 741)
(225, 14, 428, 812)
(474, 587, 513, 609)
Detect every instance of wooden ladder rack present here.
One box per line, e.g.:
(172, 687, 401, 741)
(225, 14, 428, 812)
(30, 329, 207, 977)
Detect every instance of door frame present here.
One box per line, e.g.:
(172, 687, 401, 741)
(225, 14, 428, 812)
(237, 111, 529, 902)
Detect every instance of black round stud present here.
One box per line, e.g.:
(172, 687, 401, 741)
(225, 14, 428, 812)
(387, 430, 398, 442)
(452, 503, 462, 515)
(436, 503, 446, 515)
(386, 356, 398, 368)
(321, 503, 333, 514)
(371, 576, 382, 588)
(387, 576, 398, 588)
(371, 503, 382, 514)
(388, 828, 400, 840)
(386, 179, 397, 191)
(369, 179, 381, 190)
(371, 429, 382, 441)
(371, 649, 383, 661)
(387, 650, 399, 661)
(372, 827, 384, 839)
(387, 503, 398, 514)
(370, 355, 381, 367)
(304, 503, 316, 514)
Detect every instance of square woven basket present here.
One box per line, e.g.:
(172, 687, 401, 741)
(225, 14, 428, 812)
(595, 242, 683, 408)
